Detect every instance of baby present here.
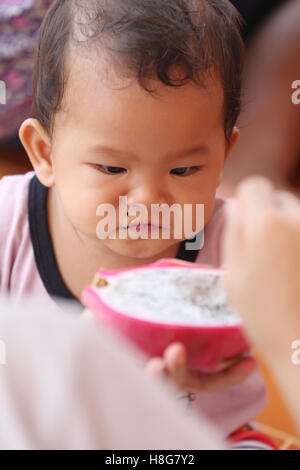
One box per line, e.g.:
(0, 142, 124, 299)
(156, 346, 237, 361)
(0, 0, 268, 444)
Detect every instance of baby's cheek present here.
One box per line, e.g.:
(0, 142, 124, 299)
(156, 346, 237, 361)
(60, 186, 101, 235)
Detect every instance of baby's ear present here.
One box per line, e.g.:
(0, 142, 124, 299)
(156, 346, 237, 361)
(217, 128, 240, 188)
(19, 118, 54, 187)
(224, 127, 240, 163)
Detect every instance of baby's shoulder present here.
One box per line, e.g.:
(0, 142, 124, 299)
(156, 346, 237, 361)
(195, 196, 229, 267)
(204, 195, 228, 239)
(0, 170, 35, 243)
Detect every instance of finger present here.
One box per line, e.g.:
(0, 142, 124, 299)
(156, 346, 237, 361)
(222, 178, 277, 272)
(164, 343, 187, 387)
(145, 358, 166, 378)
(275, 190, 300, 219)
(183, 356, 258, 393)
(235, 177, 277, 236)
(236, 177, 275, 207)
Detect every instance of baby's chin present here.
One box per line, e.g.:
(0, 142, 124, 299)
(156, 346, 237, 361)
(102, 237, 181, 260)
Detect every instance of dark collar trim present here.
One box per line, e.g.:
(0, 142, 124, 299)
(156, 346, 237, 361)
(28, 175, 82, 307)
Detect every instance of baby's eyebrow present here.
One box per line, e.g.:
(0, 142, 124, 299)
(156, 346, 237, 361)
(173, 145, 210, 159)
(89, 144, 209, 159)
(89, 146, 133, 158)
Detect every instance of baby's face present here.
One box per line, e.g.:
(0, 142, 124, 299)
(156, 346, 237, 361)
(50, 57, 237, 259)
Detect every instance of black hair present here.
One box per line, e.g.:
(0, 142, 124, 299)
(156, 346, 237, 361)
(33, 0, 245, 142)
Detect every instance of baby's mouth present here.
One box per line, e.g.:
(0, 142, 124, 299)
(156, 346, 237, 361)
(127, 221, 161, 230)
(129, 222, 161, 232)
(117, 221, 169, 236)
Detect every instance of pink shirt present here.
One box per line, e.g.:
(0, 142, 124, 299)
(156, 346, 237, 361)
(0, 171, 61, 310)
(0, 171, 268, 438)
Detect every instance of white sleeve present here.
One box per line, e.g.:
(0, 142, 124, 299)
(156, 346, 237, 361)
(0, 296, 226, 450)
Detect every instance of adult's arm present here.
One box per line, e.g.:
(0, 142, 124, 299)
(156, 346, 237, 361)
(0, 296, 225, 449)
(222, 177, 300, 432)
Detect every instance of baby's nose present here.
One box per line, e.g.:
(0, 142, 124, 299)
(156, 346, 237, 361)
(127, 183, 168, 209)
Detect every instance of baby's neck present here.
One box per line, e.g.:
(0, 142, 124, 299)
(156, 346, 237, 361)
(47, 187, 180, 301)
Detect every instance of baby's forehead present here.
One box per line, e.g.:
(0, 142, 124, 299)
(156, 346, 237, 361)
(62, 51, 224, 120)
(53, 55, 226, 160)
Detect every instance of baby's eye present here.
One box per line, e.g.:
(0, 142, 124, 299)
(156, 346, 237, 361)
(93, 165, 127, 175)
(170, 166, 202, 176)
